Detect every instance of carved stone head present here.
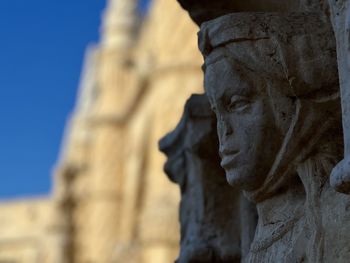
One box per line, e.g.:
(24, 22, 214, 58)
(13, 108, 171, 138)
(159, 94, 244, 263)
(199, 13, 341, 201)
(159, 94, 219, 190)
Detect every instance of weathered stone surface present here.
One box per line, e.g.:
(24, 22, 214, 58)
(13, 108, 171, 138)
(198, 11, 350, 262)
(160, 94, 257, 263)
(200, 12, 339, 196)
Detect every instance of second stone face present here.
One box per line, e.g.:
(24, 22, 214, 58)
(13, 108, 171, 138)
(159, 94, 257, 263)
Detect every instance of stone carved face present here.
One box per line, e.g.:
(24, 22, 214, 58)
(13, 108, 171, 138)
(200, 13, 339, 195)
(159, 95, 243, 263)
(204, 54, 282, 191)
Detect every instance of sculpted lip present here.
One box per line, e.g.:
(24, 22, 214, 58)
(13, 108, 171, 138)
(220, 150, 240, 169)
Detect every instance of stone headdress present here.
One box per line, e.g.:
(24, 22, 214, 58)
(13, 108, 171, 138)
(199, 13, 342, 201)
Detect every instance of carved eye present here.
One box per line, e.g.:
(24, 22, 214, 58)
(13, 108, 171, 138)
(227, 95, 250, 113)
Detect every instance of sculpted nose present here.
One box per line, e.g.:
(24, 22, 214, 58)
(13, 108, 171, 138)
(224, 122, 233, 136)
(220, 116, 233, 136)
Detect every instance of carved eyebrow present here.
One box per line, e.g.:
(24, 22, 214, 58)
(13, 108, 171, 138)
(229, 81, 254, 97)
(222, 65, 255, 97)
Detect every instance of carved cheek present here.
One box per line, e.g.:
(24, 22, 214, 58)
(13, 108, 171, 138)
(251, 101, 277, 152)
(235, 100, 265, 148)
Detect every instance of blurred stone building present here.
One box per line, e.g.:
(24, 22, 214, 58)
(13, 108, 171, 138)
(0, 0, 202, 262)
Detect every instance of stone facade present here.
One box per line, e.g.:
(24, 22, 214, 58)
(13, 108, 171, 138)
(0, 0, 202, 262)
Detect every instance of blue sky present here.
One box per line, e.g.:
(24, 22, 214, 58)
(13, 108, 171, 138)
(0, 0, 150, 199)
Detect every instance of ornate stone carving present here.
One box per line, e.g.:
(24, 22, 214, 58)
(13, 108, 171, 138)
(159, 94, 257, 263)
(198, 12, 350, 262)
